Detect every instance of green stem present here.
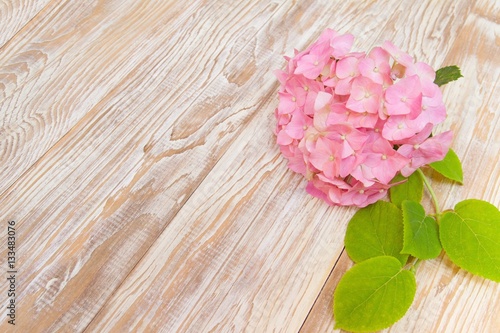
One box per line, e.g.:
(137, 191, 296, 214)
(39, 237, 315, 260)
(417, 168, 441, 218)
(410, 258, 423, 274)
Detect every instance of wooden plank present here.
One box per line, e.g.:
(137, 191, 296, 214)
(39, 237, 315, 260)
(0, 1, 320, 331)
(301, 0, 500, 331)
(0, 0, 52, 48)
(82, 83, 354, 333)
(84, 1, 496, 332)
(0, 0, 195, 194)
(1, 0, 466, 200)
(0, 1, 497, 332)
(299, 251, 353, 333)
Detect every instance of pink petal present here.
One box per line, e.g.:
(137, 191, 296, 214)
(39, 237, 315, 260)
(314, 91, 333, 111)
(277, 129, 293, 145)
(278, 92, 297, 114)
(331, 34, 355, 58)
(382, 40, 414, 67)
(336, 56, 359, 79)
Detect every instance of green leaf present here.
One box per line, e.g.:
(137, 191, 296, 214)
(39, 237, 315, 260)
(345, 201, 408, 265)
(390, 172, 424, 208)
(401, 200, 442, 259)
(434, 65, 463, 86)
(334, 256, 416, 332)
(429, 148, 463, 184)
(440, 199, 500, 282)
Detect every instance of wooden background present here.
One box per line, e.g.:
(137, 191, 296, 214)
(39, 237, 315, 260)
(0, 0, 499, 332)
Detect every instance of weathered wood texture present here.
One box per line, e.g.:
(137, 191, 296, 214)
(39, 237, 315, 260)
(0, 0, 51, 48)
(0, 0, 498, 332)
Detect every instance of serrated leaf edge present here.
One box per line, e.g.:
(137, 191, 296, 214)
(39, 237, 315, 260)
(345, 201, 408, 265)
(400, 200, 442, 260)
(440, 210, 500, 282)
(429, 148, 463, 184)
(434, 65, 463, 86)
(333, 256, 417, 332)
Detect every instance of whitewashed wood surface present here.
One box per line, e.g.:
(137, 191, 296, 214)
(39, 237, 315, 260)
(0, 1, 499, 332)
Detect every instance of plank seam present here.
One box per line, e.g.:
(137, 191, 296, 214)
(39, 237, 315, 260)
(298, 248, 346, 333)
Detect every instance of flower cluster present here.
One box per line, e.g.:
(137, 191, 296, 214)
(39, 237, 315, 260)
(274, 29, 452, 207)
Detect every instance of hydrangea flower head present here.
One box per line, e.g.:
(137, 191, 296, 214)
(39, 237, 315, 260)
(274, 29, 452, 207)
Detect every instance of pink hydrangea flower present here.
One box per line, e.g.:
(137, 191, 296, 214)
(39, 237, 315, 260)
(274, 29, 452, 207)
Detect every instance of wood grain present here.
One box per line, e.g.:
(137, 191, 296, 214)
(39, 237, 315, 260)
(0, 0, 190, 194)
(86, 1, 500, 332)
(0, 0, 498, 332)
(0, 0, 51, 48)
